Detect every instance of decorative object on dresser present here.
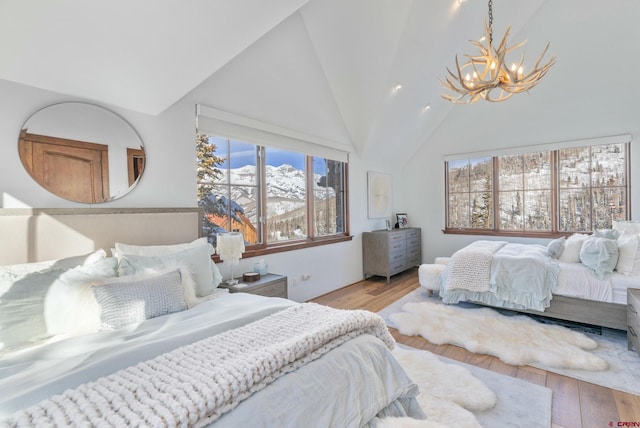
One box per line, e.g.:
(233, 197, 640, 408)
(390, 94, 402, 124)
(219, 273, 288, 298)
(362, 228, 421, 284)
(396, 213, 408, 228)
(629, 288, 640, 355)
(242, 272, 260, 282)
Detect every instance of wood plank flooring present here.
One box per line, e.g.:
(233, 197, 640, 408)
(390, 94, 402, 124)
(309, 268, 640, 427)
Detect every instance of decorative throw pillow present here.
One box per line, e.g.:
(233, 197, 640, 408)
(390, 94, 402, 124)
(117, 244, 217, 297)
(546, 237, 565, 259)
(92, 269, 187, 331)
(558, 233, 589, 263)
(579, 236, 619, 279)
(615, 231, 639, 275)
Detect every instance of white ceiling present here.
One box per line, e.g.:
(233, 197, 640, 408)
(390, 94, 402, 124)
(2, 0, 639, 165)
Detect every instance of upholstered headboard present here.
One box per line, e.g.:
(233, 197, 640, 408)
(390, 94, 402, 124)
(0, 208, 202, 264)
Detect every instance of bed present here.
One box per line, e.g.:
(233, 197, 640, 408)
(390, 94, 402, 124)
(428, 230, 640, 331)
(0, 208, 424, 426)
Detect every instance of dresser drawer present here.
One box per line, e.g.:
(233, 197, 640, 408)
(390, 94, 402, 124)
(249, 280, 287, 298)
(405, 228, 421, 240)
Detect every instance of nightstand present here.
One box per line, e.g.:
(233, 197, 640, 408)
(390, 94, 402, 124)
(628, 288, 640, 354)
(220, 273, 288, 298)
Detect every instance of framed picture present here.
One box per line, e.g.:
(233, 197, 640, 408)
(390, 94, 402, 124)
(367, 171, 392, 219)
(396, 213, 408, 228)
(385, 219, 392, 230)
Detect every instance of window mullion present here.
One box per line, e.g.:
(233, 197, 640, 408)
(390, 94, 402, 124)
(305, 156, 314, 239)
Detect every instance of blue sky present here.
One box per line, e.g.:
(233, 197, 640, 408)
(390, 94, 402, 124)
(208, 136, 326, 173)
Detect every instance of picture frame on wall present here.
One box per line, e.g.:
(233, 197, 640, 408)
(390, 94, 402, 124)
(367, 171, 392, 219)
(396, 213, 408, 228)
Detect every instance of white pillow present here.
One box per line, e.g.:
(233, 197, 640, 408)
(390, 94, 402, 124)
(0, 250, 106, 276)
(558, 233, 589, 263)
(114, 238, 210, 257)
(0, 253, 114, 352)
(615, 232, 639, 275)
(43, 257, 119, 337)
(118, 245, 217, 297)
(92, 269, 188, 331)
(613, 221, 640, 235)
(115, 239, 223, 291)
(546, 237, 565, 259)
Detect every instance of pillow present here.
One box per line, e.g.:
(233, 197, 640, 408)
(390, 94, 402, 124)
(118, 245, 217, 297)
(0, 250, 106, 276)
(558, 233, 589, 263)
(0, 254, 115, 352)
(613, 221, 640, 235)
(546, 237, 565, 259)
(43, 257, 119, 337)
(113, 238, 210, 257)
(594, 229, 620, 240)
(115, 239, 223, 291)
(579, 236, 619, 279)
(0, 269, 64, 352)
(92, 269, 187, 331)
(615, 232, 639, 275)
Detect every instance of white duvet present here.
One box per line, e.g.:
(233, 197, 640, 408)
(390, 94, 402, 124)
(0, 293, 422, 427)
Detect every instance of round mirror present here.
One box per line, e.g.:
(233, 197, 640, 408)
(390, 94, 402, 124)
(18, 102, 145, 203)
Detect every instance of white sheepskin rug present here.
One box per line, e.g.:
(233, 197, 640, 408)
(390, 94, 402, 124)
(389, 301, 608, 370)
(378, 347, 496, 428)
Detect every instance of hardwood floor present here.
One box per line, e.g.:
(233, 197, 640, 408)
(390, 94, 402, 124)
(309, 268, 640, 427)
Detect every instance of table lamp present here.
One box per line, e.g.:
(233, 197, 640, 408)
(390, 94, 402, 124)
(217, 232, 245, 285)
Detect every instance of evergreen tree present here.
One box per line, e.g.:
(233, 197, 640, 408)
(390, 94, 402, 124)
(196, 134, 226, 241)
(196, 133, 224, 200)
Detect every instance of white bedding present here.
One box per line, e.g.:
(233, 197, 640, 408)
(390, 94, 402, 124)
(0, 293, 423, 426)
(556, 261, 640, 304)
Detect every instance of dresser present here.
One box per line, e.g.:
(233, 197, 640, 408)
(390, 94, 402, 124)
(628, 288, 640, 354)
(219, 273, 288, 298)
(362, 228, 421, 283)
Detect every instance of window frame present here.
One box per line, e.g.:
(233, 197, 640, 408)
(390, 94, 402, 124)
(444, 140, 631, 238)
(198, 135, 351, 260)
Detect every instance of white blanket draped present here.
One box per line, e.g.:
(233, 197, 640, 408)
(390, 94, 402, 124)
(443, 240, 507, 292)
(4, 303, 395, 428)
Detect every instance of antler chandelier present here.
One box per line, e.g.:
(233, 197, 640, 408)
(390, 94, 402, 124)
(441, 0, 556, 103)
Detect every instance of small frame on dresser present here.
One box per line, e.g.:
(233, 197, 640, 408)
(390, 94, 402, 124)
(396, 213, 408, 228)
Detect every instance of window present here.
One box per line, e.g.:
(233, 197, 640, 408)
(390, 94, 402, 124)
(445, 140, 630, 236)
(197, 133, 349, 253)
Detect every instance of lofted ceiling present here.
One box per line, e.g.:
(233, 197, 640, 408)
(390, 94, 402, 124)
(1, 0, 639, 165)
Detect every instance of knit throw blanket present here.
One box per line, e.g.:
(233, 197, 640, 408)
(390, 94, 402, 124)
(4, 303, 394, 428)
(444, 240, 507, 292)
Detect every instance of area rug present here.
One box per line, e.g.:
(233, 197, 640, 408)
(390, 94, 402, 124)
(379, 288, 640, 397)
(380, 346, 552, 428)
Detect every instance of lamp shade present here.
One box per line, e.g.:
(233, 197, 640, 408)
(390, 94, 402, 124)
(217, 232, 245, 264)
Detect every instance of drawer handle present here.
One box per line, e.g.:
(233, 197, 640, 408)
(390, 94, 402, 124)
(630, 325, 638, 338)
(630, 304, 638, 315)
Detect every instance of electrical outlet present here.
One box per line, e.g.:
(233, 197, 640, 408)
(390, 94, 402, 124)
(302, 274, 311, 280)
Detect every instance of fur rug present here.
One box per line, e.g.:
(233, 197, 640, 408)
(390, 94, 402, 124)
(389, 301, 608, 370)
(380, 347, 496, 428)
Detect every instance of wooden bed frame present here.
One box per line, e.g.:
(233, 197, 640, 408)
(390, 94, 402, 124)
(492, 294, 628, 331)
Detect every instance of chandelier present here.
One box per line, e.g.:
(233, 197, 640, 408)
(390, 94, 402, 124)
(441, 0, 556, 103)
